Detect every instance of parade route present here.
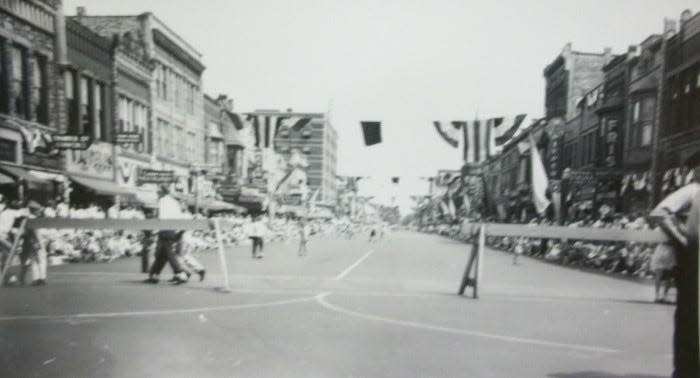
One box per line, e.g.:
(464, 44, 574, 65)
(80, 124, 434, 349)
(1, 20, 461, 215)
(0, 231, 674, 377)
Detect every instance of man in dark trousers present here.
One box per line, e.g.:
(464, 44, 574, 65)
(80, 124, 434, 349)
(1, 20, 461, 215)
(651, 150, 700, 378)
(145, 185, 188, 284)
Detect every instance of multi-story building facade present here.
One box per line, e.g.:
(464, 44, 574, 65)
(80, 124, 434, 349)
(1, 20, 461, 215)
(0, 0, 66, 203)
(658, 10, 700, 202)
(63, 17, 125, 207)
(273, 111, 337, 206)
(77, 10, 157, 206)
(544, 43, 613, 121)
(77, 11, 206, 195)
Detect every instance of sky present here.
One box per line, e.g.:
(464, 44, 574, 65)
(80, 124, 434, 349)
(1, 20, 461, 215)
(65, 0, 697, 215)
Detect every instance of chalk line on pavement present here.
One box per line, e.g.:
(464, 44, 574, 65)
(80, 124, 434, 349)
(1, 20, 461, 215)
(315, 292, 621, 354)
(0, 296, 316, 322)
(335, 250, 374, 280)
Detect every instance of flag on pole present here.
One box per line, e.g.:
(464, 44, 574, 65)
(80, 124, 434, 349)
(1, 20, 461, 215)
(528, 132, 550, 215)
(433, 121, 462, 148)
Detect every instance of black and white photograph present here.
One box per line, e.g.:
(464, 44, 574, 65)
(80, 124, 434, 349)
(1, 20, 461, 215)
(1, 1, 699, 376)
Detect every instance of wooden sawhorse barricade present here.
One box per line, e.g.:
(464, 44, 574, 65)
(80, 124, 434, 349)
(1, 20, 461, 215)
(0, 218, 232, 291)
(457, 222, 672, 299)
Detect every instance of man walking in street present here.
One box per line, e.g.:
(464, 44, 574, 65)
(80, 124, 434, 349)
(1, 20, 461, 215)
(651, 150, 700, 378)
(145, 185, 189, 284)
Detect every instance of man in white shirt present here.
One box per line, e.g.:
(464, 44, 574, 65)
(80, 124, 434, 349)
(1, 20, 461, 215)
(650, 150, 700, 378)
(145, 185, 188, 284)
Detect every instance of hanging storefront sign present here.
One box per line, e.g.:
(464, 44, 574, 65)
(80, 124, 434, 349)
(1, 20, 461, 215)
(137, 168, 176, 185)
(548, 136, 562, 180)
(603, 119, 620, 168)
(114, 132, 142, 145)
(53, 134, 92, 150)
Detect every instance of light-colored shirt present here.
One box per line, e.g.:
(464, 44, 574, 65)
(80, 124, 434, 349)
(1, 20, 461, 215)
(651, 182, 700, 247)
(158, 195, 186, 219)
(0, 208, 23, 237)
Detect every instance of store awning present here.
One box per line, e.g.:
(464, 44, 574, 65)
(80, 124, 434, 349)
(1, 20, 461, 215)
(30, 170, 66, 182)
(69, 175, 136, 197)
(0, 164, 49, 184)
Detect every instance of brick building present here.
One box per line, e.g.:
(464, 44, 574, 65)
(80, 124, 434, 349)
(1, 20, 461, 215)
(76, 11, 206, 196)
(75, 9, 158, 206)
(273, 111, 338, 206)
(544, 43, 613, 121)
(63, 16, 129, 207)
(0, 0, 67, 203)
(658, 10, 700, 201)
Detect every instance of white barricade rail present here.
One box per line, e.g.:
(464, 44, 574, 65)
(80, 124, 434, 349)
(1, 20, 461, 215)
(458, 222, 671, 299)
(1, 218, 231, 292)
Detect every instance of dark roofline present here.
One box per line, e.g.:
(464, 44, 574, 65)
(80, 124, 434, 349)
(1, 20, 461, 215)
(603, 54, 625, 72)
(66, 17, 113, 53)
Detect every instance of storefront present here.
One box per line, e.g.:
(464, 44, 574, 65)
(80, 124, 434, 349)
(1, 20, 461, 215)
(65, 142, 134, 208)
(115, 154, 159, 208)
(0, 124, 64, 204)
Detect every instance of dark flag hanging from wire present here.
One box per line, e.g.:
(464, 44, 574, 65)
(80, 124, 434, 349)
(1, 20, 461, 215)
(361, 121, 382, 146)
(433, 121, 463, 148)
(391, 177, 399, 184)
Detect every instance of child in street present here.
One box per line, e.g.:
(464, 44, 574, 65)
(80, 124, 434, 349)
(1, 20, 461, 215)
(298, 220, 308, 256)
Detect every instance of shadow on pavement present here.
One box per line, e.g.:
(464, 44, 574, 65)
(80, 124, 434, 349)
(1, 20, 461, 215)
(548, 372, 665, 378)
(615, 299, 675, 306)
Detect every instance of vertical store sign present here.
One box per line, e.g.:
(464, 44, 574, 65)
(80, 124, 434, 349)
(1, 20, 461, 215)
(604, 119, 619, 168)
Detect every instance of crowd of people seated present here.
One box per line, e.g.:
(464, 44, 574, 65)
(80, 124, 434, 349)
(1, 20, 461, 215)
(0, 195, 350, 266)
(418, 211, 669, 281)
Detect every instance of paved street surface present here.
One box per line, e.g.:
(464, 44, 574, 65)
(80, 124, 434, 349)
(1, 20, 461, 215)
(0, 231, 674, 377)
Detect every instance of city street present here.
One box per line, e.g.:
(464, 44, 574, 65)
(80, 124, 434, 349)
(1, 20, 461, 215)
(0, 231, 674, 377)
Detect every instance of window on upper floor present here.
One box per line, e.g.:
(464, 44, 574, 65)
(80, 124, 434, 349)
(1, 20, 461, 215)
(32, 54, 48, 125)
(11, 45, 27, 119)
(630, 97, 655, 148)
(0, 39, 5, 114)
(94, 83, 105, 141)
(80, 76, 91, 135)
(65, 70, 78, 133)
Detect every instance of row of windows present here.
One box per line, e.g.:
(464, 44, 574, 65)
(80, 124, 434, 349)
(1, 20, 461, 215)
(155, 64, 198, 113)
(156, 119, 200, 163)
(118, 96, 149, 153)
(666, 64, 700, 136)
(0, 40, 49, 124)
(65, 69, 108, 140)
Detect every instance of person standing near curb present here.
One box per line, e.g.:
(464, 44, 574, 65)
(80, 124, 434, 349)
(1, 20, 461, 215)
(651, 150, 700, 378)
